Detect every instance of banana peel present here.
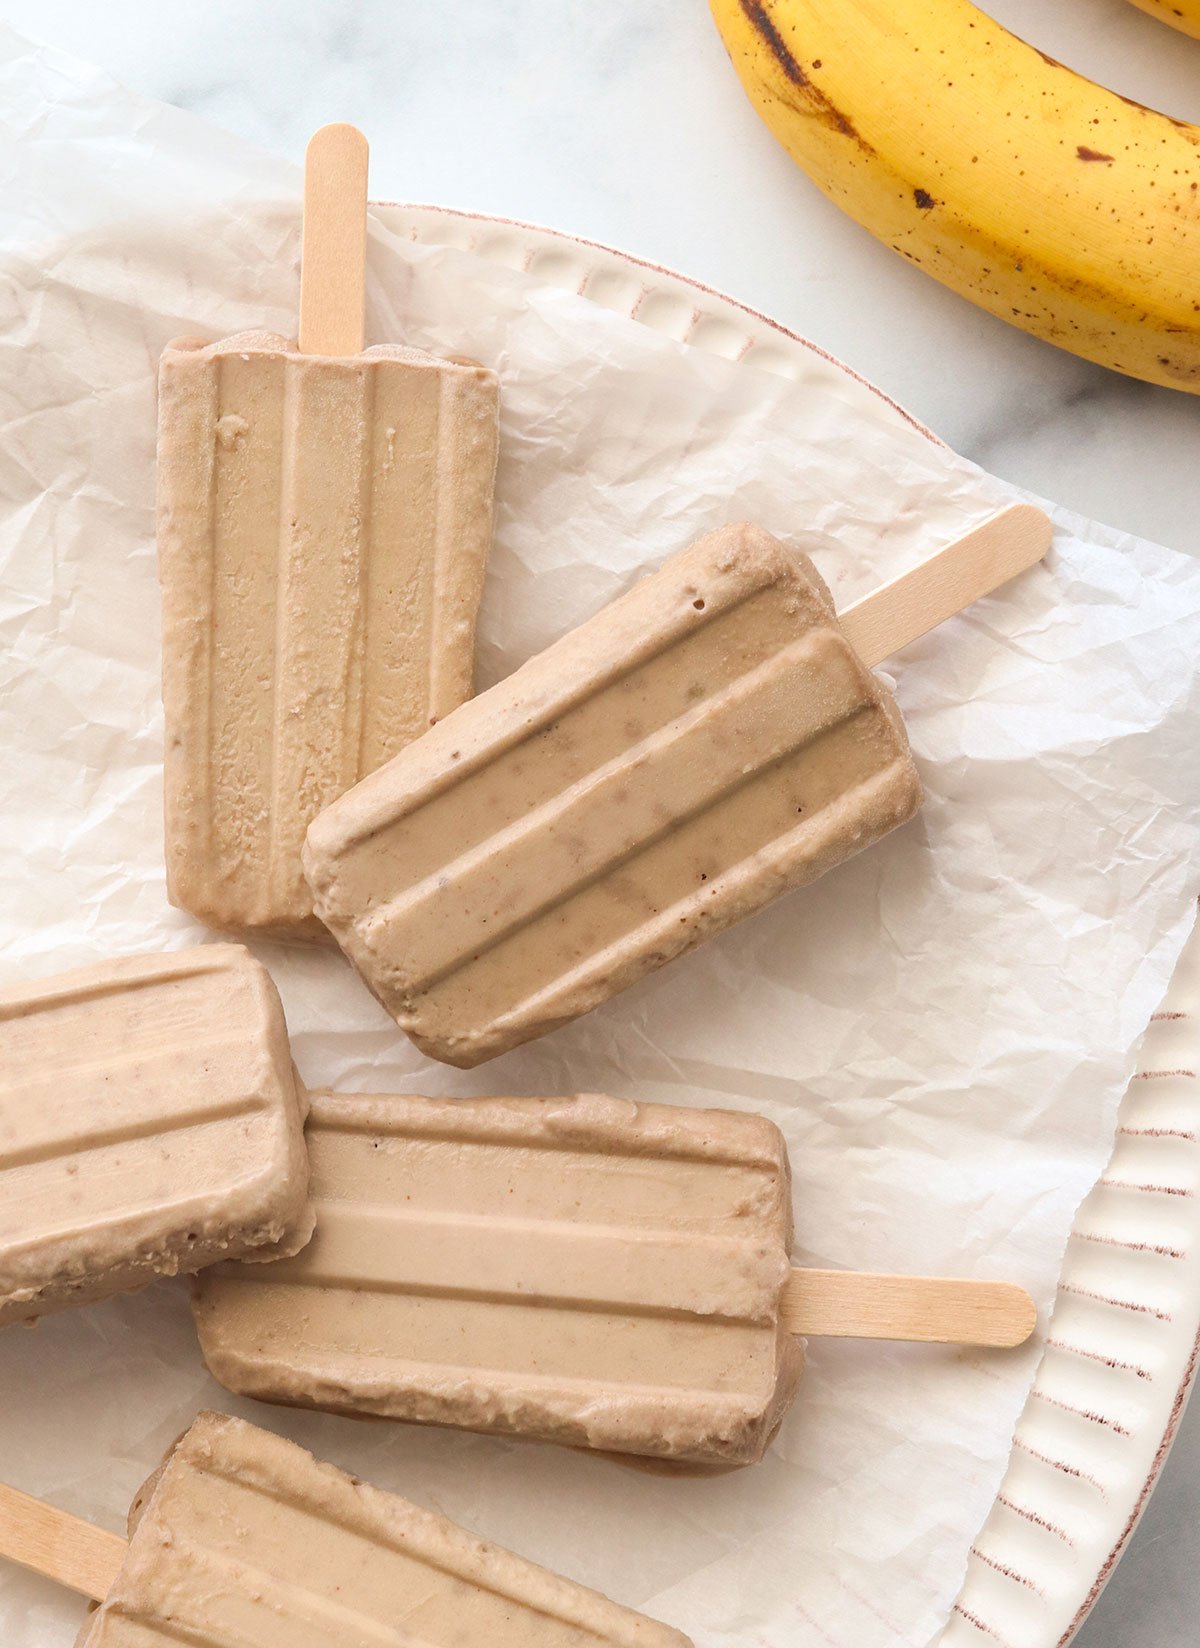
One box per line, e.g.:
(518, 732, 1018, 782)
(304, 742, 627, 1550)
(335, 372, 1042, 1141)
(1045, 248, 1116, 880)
(1126, 0, 1200, 39)
(710, 0, 1200, 391)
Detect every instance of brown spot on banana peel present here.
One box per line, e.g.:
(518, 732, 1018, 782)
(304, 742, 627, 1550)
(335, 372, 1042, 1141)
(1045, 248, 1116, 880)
(1077, 146, 1114, 163)
(737, 0, 872, 148)
(1035, 33, 1198, 135)
(1036, 42, 1194, 133)
(914, 188, 937, 209)
(1155, 353, 1200, 383)
(1110, 86, 1193, 133)
(736, 0, 805, 84)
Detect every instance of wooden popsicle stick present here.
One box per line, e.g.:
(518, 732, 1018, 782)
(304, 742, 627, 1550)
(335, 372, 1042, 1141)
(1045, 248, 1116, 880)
(838, 502, 1052, 668)
(298, 123, 369, 356)
(783, 1268, 1037, 1348)
(0, 1483, 126, 1601)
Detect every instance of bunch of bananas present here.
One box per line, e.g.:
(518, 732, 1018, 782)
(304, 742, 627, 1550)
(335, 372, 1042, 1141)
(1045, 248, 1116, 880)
(710, 0, 1200, 390)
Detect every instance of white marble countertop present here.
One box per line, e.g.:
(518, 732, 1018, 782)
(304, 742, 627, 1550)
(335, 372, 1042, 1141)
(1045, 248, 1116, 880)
(0, 1, 1195, 1642)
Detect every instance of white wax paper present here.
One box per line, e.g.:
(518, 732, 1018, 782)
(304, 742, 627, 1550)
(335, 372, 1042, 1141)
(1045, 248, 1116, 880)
(1, 28, 1200, 1648)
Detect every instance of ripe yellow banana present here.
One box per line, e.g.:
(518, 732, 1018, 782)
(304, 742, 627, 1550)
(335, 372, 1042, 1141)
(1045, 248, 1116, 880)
(710, 0, 1200, 391)
(1126, 0, 1200, 39)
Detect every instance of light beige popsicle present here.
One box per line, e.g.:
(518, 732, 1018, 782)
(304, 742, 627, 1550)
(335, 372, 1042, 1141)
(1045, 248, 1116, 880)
(158, 125, 500, 939)
(194, 1093, 804, 1466)
(0, 945, 311, 1326)
(158, 331, 499, 940)
(304, 522, 924, 1064)
(73, 1411, 692, 1647)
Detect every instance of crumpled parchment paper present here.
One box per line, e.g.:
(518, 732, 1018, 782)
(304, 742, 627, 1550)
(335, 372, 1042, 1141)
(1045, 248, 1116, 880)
(1, 27, 1199, 1648)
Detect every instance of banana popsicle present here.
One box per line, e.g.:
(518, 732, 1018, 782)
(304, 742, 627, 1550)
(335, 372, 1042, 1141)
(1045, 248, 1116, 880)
(194, 1093, 805, 1466)
(0, 945, 311, 1327)
(193, 1093, 1035, 1467)
(304, 507, 1049, 1065)
(62, 1412, 691, 1647)
(158, 125, 499, 939)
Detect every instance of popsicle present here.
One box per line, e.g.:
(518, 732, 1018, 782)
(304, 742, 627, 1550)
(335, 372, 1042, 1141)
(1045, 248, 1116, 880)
(0, 945, 311, 1327)
(304, 504, 1051, 1065)
(0, 1413, 691, 1647)
(193, 1094, 1036, 1467)
(158, 124, 499, 940)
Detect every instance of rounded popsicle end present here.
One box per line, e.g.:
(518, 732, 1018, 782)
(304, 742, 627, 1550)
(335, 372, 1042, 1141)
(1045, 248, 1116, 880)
(993, 1284, 1039, 1349)
(304, 123, 368, 167)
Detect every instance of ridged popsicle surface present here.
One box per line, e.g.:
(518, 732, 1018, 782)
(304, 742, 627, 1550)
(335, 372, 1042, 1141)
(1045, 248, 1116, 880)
(158, 331, 498, 939)
(194, 1093, 803, 1466)
(305, 523, 922, 1063)
(0, 945, 311, 1325)
(77, 1412, 692, 1647)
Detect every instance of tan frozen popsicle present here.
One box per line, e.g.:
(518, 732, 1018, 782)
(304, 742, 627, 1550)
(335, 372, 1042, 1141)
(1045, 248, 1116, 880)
(304, 505, 1050, 1065)
(158, 124, 499, 939)
(193, 1094, 1035, 1467)
(0, 945, 311, 1326)
(0, 1413, 691, 1647)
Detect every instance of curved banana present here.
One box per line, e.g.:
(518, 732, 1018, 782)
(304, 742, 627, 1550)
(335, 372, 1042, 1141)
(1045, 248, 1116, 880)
(710, 0, 1200, 391)
(1125, 0, 1200, 39)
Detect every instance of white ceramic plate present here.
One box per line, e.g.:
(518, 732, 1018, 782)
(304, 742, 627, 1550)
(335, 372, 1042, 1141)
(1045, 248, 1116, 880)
(374, 201, 1200, 1648)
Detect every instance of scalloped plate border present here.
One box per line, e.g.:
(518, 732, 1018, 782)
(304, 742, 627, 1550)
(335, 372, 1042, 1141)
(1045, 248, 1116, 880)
(375, 200, 1200, 1648)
